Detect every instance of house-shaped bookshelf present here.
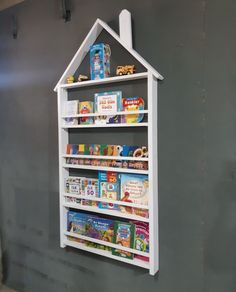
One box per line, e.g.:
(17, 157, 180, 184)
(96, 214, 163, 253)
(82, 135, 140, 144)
(54, 9, 163, 276)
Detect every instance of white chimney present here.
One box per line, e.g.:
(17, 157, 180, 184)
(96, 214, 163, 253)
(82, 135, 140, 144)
(119, 9, 133, 49)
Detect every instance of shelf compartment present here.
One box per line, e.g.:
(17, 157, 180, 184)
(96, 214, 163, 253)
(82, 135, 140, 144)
(59, 72, 148, 90)
(62, 202, 149, 222)
(62, 122, 148, 129)
(64, 239, 150, 270)
(63, 154, 148, 162)
(61, 110, 148, 118)
(64, 231, 149, 257)
(63, 164, 149, 174)
(63, 193, 149, 209)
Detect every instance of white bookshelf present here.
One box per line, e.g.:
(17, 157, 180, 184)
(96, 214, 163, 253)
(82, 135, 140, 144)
(55, 10, 162, 276)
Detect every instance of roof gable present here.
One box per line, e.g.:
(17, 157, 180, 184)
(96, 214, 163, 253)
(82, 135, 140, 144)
(54, 17, 163, 92)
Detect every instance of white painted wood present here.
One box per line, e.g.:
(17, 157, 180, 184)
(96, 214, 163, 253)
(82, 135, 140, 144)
(119, 9, 133, 49)
(54, 19, 103, 91)
(63, 203, 149, 222)
(56, 10, 163, 275)
(147, 71, 159, 275)
(63, 164, 149, 174)
(97, 19, 164, 80)
(62, 154, 148, 162)
(64, 193, 149, 209)
(64, 240, 150, 269)
(58, 88, 69, 248)
(54, 16, 164, 91)
(64, 231, 149, 257)
(62, 122, 148, 129)
(59, 72, 148, 89)
(62, 109, 148, 118)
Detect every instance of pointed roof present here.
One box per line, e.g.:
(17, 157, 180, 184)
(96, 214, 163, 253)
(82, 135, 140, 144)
(54, 18, 163, 92)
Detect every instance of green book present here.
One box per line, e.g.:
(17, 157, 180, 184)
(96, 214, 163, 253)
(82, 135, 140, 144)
(112, 221, 135, 259)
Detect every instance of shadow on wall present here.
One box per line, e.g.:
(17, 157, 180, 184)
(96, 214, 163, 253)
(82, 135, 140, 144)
(205, 161, 236, 272)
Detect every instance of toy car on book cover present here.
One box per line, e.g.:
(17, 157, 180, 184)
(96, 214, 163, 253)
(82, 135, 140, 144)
(94, 91, 122, 124)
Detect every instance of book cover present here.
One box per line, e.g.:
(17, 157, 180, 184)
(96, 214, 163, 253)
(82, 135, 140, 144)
(94, 91, 122, 124)
(98, 171, 120, 210)
(112, 221, 135, 259)
(64, 100, 79, 116)
(79, 101, 94, 124)
(120, 174, 149, 205)
(122, 97, 144, 123)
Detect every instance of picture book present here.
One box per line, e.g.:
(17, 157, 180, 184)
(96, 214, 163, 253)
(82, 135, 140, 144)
(65, 177, 84, 195)
(86, 216, 114, 242)
(122, 97, 145, 123)
(64, 100, 79, 116)
(79, 101, 94, 124)
(67, 211, 90, 235)
(98, 171, 120, 210)
(112, 221, 135, 259)
(120, 174, 149, 205)
(133, 221, 149, 261)
(83, 178, 98, 197)
(94, 91, 122, 124)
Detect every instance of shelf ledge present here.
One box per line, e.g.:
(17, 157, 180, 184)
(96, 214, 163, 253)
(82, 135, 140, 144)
(62, 154, 149, 162)
(61, 110, 148, 118)
(64, 231, 149, 257)
(62, 122, 148, 129)
(59, 72, 148, 90)
(63, 164, 148, 174)
(63, 202, 149, 222)
(64, 239, 150, 270)
(63, 193, 149, 209)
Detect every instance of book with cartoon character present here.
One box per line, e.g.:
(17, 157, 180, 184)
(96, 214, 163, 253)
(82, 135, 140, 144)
(98, 171, 120, 210)
(122, 97, 145, 123)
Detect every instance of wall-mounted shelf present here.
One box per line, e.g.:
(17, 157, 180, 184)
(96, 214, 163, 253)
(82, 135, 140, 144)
(63, 202, 149, 222)
(61, 122, 148, 129)
(63, 193, 149, 209)
(55, 10, 162, 276)
(59, 72, 148, 90)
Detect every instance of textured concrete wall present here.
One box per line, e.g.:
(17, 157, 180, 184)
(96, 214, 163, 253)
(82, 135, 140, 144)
(0, 0, 235, 292)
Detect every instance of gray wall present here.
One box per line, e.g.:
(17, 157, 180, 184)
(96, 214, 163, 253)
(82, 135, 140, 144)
(0, 0, 236, 291)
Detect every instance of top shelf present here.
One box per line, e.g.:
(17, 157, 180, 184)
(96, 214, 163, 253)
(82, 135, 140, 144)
(59, 72, 148, 90)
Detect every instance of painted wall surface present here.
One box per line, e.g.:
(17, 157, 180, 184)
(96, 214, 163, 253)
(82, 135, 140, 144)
(0, 0, 235, 291)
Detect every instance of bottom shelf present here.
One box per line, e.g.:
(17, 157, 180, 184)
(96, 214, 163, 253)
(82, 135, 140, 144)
(64, 239, 150, 270)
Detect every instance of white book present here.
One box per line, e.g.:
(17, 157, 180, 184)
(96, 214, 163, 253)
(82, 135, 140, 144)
(64, 100, 79, 116)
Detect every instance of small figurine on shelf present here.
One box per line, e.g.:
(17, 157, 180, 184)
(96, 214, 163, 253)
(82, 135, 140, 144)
(78, 74, 89, 82)
(66, 75, 75, 84)
(116, 65, 136, 76)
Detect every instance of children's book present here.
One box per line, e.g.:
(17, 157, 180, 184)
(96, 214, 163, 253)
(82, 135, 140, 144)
(94, 91, 122, 124)
(98, 171, 120, 210)
(64, 100, 79, 116)
(65, 177, 84, 195)
(79, 101, 94, 124)
(112, 221, 135, 259)
(133, 221, 149, 262)
(122, 97, 145, 123)
(120, 174, 149, 206)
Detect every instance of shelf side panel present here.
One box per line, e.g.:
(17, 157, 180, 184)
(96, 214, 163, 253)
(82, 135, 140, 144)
(58, 88, 69, 247)
(148, 72, 159, 275)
